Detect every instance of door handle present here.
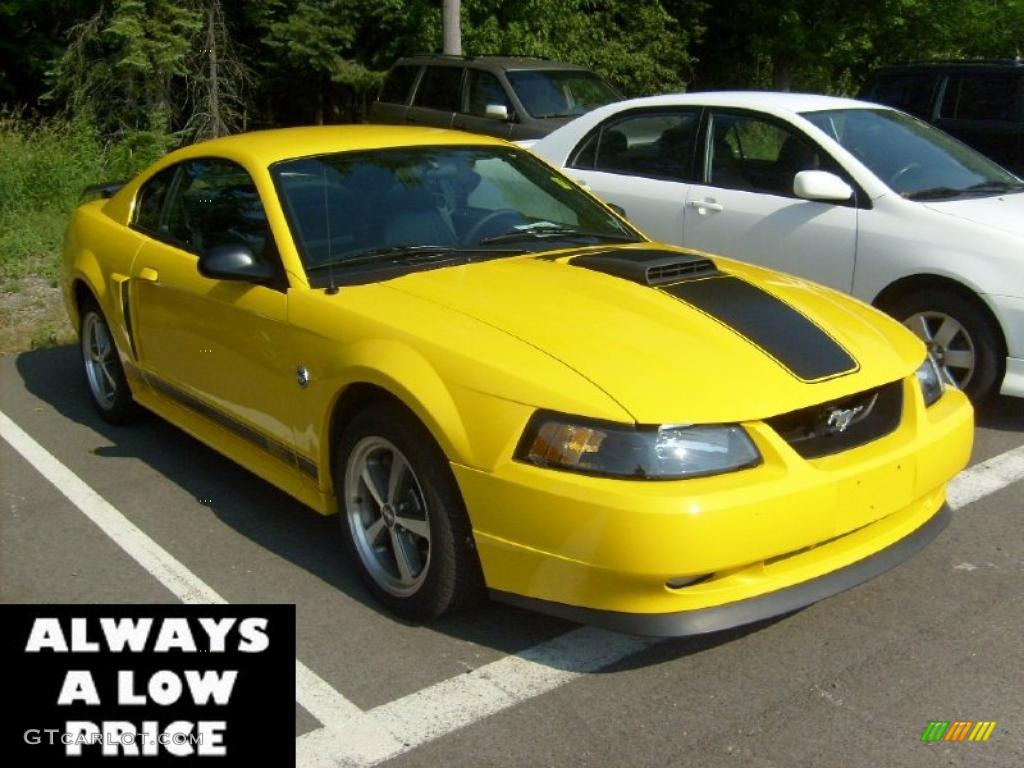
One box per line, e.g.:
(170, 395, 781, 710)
(138, 267, 159, 282)
(687, 200, 724, 213)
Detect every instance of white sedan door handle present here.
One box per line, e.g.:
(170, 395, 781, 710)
(687, 199, 724, 213)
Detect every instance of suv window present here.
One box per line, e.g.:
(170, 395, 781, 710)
(941, 73, 1021, 122)
(414, 66, 463, 112)
(463, 70, 511, 117)
(163, 158, 270, 256)
(570, 110, 698, 181)
(134, 166, 177, 232)
(867, 74, 938, 119)
(379, 65, 419, 105)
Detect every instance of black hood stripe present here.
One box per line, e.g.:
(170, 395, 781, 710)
(661, 275, 858, 382)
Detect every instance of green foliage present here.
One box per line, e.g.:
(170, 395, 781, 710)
(0, 114, 170, 283)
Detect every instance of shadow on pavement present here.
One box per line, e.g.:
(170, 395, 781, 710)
(11, 345, 579, 656)
(974, 394, 1024, 433)
(12, 345, 823, 664)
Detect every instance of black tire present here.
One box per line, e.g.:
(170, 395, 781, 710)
(78, 298, 140, 424)
(333, 400, 485, 620)
(884, 289, 1003, 404)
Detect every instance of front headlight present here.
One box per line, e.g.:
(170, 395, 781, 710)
(515, 411, 762, 480)
(915, 353, 945, 407)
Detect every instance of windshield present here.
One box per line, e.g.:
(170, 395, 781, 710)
(505, 69, 619, 119)
(802, 108, 1021, 200)
(271, 146, 639, 279)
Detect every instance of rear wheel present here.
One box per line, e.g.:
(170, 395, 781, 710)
(334, 401, 484, 619)
(79, 299, 139, 424)
(884, 289, 1002, 403)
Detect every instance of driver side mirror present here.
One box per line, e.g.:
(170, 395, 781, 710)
(198, 244, 276, 282)
(484, 103, 510, 121)
(793, 170, 853, 203)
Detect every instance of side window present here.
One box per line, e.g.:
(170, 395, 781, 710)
(162, 159, 270, 257)
(414, 66, 463, 112)
(378, 65, 418, 105)
(133, 166, 177, 232)
(463, 70, 511, 117)
(868, 74, 938, 119)
(707, 111, 833, 196)
(569, 110, 698, 181)
(941, 73, 1021, 122)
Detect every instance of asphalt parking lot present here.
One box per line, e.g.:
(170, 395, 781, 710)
(2, 344, 1022, 768)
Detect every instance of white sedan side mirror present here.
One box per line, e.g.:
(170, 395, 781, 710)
(793, 170, 854, 202)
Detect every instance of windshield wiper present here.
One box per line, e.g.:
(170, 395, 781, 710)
(306, 244, 522, 272)
(479, 225, 638, 246)
(964, 180, 1024, 194)
(906, 180, 1024, 201)
(904, 186, 965, 201)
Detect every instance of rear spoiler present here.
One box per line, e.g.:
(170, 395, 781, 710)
(80, 180, 127, 202)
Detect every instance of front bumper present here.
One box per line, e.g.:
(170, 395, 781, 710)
(453, 380, 973, 633)
(493, 505, 950, 637)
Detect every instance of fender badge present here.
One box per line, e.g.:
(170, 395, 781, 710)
(296, 365, 310, 388)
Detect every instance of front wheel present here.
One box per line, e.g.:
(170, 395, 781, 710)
(334, 402, 484, 620)
(885, 289, 1003, 403)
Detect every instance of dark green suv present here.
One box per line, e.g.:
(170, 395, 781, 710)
(370, 55, 621, 142)
(860, 59, 1023, 176)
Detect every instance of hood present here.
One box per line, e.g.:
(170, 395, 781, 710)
(387, 245, 924, 424)
(923, 192, 1024, 239)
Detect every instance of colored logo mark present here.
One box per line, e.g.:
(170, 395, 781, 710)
(921, 721, 997, 742)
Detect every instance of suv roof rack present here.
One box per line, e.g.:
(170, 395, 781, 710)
(405, 53, 551, 62)
(889, 57, 1023, 67)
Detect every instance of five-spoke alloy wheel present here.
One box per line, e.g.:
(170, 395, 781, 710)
(886, 288, 1002, 403)
(335, 401, 484, 619)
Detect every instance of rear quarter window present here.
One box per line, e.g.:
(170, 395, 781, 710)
(379, 65, 418, 105)
(133, 166, 177, 232)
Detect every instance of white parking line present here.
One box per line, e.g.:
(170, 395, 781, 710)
(295, 442, 1024, 767)
(4, 405, 1024, 768)
(946, 444, 1024, 510)
(0, 409, 391, 762)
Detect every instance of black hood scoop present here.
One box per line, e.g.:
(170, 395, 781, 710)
(569, 249, 719, 286)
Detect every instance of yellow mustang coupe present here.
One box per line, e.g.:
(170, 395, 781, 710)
(63, 126, 973, 636)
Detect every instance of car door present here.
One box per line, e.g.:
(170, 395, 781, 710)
(682, 109, 858, 292)
(129, 158, 300, 455)
(404, 64, 463, 128)
(565, 108, 701, 243)
(452, 68, 515, 139)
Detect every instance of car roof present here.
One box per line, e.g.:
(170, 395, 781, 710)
(871, 59, 1024, 72)
(165, 125, 507, 168)
(604, 91, 875, 115)
(393, 55, 590, 72)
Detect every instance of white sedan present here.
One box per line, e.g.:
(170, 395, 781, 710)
(532, 92, 1024, 402)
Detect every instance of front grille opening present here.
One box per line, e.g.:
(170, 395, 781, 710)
(765, 380, 903, 459)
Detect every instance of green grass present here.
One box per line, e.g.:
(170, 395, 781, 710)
(0, 115, 172, 286)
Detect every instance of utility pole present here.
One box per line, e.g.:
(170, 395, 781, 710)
(442, 0, 461, 55)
